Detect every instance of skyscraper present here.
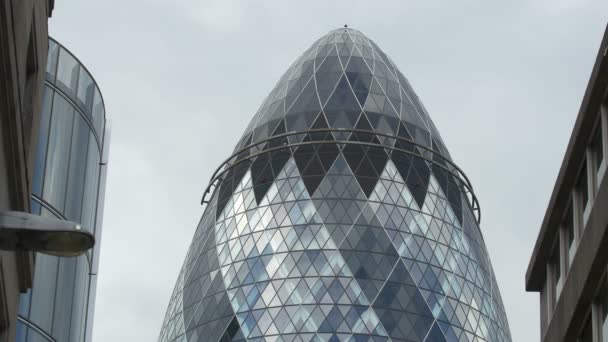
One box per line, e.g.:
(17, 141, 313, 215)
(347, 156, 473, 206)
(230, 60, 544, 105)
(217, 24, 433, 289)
(159, 28, 511, 342)
(16, 38, 109, 342)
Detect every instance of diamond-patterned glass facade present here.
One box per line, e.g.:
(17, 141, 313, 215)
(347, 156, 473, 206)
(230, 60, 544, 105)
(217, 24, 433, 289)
(159, 28, 511, 342)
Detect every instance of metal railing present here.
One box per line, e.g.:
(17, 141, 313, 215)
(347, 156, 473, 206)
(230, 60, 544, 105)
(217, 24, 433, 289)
(201, 128, 481, 224)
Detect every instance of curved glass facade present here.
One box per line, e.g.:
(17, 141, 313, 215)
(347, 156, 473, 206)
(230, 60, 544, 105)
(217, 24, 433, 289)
(159, 28, 511, 342)
(16, 38, 109, 342)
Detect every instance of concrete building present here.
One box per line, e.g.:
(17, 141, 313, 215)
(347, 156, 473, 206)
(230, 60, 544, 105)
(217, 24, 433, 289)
(526, 24, 608, 341)
(0, 1, 53, 341)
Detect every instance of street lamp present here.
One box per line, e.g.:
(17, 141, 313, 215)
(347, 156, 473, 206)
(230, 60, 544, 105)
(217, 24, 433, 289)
(0, 211, 94, 257)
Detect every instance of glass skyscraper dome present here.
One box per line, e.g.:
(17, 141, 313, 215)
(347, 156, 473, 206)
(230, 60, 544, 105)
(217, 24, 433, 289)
(159, 27, 511, 342)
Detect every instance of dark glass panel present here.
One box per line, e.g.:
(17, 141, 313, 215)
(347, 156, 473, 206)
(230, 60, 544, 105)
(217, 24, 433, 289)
(43, 93, 75, 212)
(577, 161, 589, 210)
(293, 114, 339, 195)
(29, 251, 59, 333)
(342, 115, 388, 197)
(285, 75, 311, 108)
(580, 317, 592, 342)
(80, 133, 100, 231)
(65, 115, 90, 222)
(286, 78, 321, 115)
(56, 48, 80, 97)
(32, 86, 54, 196)
(565, 205, 575, 267)
(593, 124, 604, 172)
(251, 120, 290, 203)
(324, 76, 362, 113)
(76, 66, 95, 115)
(69, 254, 90, 341)
(46, 40, 59, 81)
(51, 257, 77, 341)
(92, 86, 105, 137)
(315, 72, 342, 105)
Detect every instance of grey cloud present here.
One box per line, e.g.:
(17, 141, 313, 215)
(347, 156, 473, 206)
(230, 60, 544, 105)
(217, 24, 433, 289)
(47, 1, 608, 341)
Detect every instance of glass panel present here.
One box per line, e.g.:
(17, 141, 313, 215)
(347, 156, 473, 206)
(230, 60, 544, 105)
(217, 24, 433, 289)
(32, 86, 54, 196)
(550, 240, 562, 298)
(46, 40, 59, 81)
(25, 325, 53, 342)
(76, 66, 95, 114)
(56, 48, 80, 96)
(64, 115, 90, 222)
(577, 161, 589, 209)
(29, 209, 60, 334)
(42, 93, 75, 212)
(580, 317, 593, 342)
(565, 206, 575, 267)
(593, 124, 604, 172)
(15, 319, 27, 342)
(80, 132, 100, 233)
(601, 277, 608, 342)
(70, 255, 90, 341)
(18, 289, 32, 317)
(92, 86, 105, 136)
(51, 257, 77, 341)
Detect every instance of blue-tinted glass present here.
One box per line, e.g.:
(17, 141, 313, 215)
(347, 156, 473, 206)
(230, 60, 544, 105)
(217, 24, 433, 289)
(32, 86, 54, 196)
(42, 93, 75, 212)
(46, 40, 59, 81)
(64, 115, 90, 222)
(158, 28, 512, 342)
(56, 48, 79, 97)
(76, 66, 95, 115)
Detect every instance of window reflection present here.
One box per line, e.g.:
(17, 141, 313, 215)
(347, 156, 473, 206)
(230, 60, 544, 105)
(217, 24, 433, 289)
(42, 93, 75, 212)
(46, 40, 59, 80)
(565, 206, 575, 268)
(593, 125, 604, 173)
(56, 48, 79, 96)
(76, 67, 95, 113)
(550, 239, 562, 303)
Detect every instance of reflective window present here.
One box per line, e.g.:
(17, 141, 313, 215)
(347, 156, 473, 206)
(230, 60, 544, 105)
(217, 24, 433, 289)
(593, 124, 604, 173)
(29, 214, 59, 333)
(92, 86, 105, 136)
(69, 255, 90, 341)
(577, 161, 589, 211)
(24, 326, 53, 342)
(52, 257, 77, 341)
(76, 66, 95, 114)
(550, 239, 562, 302)
(32, 86, 54, 196)
(56, 48, 79, 96)
(80, 132, 100, 232)
(64, 115, 90, 222)
(46, 40, 59, 81)
(565, 206, 575, 268)
(42, 93, 75, 212)
(15, 319, 26, 342)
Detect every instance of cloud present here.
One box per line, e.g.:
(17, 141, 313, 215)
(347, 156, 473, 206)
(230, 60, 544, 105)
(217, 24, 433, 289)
(184, 0, 248, 33)
(47, 1, 608, 341)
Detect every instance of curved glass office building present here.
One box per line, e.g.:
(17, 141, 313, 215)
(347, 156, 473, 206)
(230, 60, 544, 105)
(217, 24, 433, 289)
(159, 28, 510, 342)
(16, 38, 109, 342)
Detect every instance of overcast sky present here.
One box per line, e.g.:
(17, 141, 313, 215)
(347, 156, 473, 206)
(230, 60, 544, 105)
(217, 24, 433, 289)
(49, 1, 607, 341)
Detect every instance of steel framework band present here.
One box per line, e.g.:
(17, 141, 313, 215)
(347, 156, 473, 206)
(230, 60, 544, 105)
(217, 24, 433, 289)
(201, 128, 481, 224)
